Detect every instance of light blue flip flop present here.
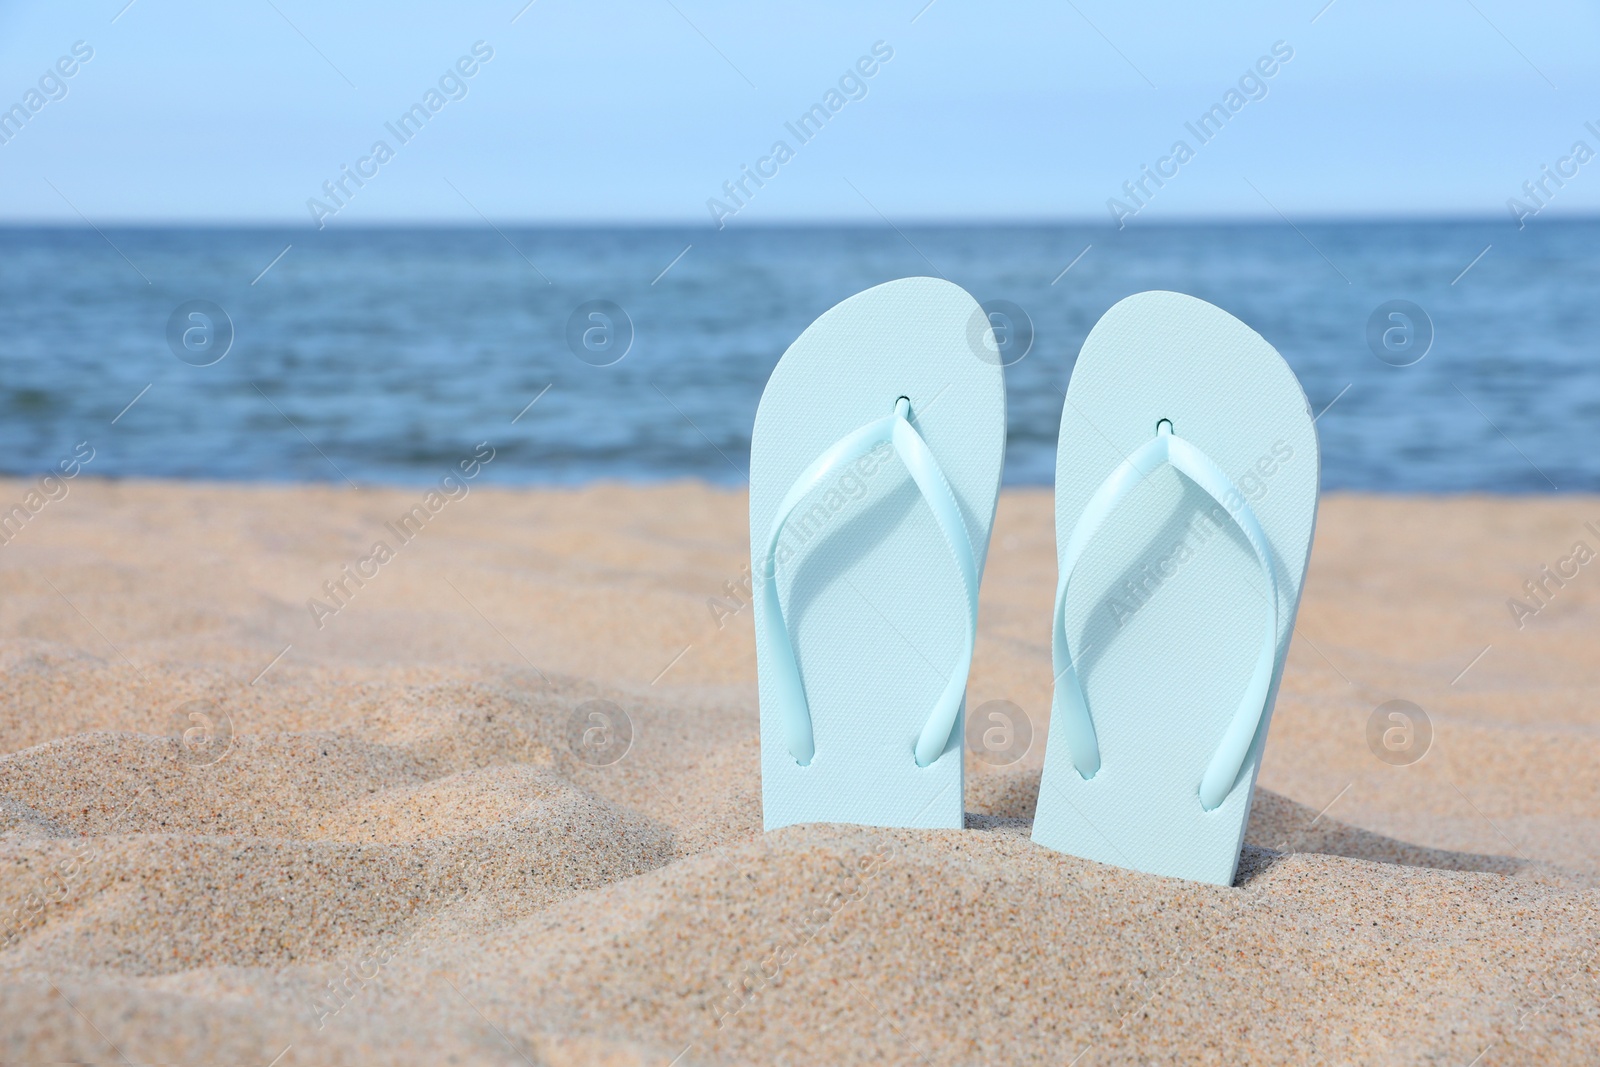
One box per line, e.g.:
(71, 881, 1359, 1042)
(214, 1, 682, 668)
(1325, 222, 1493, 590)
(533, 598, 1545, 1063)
(752, 277, 1006, 831)
(1032, 291, 1320, 885)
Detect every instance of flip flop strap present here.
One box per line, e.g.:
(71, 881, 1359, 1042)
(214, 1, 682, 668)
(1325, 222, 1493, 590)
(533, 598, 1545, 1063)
(763, 398, 979, 768)
(1051, 423, 1279, 810)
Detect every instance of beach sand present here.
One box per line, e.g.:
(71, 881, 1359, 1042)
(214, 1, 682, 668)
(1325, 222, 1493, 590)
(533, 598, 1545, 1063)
(2, 480, 1597, 1064)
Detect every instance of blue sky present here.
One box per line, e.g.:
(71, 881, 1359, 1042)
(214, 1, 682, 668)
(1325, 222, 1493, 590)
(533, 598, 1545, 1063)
(1, 0, 1597, 225)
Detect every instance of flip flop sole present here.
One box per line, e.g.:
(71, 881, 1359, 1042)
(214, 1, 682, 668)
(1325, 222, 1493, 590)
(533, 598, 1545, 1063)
(1033, 290, 1320, 885)
(752, 277, 1006, 830)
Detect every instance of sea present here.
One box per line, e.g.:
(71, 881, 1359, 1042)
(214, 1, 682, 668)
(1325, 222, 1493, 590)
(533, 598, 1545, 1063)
(1, 221, 1595, 492)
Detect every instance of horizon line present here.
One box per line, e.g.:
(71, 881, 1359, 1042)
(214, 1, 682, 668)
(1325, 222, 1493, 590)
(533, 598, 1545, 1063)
(0, 213, 1594, 231)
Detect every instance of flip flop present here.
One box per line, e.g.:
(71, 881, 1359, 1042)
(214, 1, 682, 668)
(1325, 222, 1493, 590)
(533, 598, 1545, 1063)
(752, 277, 1006, 831)
(1032, 291, 1320, 885)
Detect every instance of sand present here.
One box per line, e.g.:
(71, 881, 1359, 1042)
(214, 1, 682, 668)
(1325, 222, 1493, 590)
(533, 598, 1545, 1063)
(2, 479, 1598, 1064)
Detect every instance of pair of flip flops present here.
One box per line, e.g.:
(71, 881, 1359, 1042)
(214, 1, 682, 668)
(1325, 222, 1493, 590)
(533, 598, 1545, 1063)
(751, 278, 1319, 886)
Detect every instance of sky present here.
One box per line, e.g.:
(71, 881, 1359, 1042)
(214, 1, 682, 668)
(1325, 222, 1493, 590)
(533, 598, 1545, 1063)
(0, 0, 1597, 227)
